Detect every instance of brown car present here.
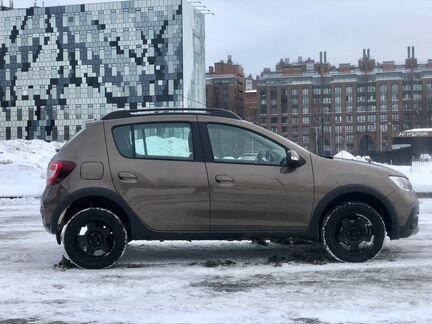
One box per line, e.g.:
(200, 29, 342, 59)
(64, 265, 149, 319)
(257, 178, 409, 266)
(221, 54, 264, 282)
(40, 108, 419, 269)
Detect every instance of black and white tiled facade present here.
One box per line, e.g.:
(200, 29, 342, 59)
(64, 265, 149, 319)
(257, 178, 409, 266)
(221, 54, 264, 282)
(0, 0, 205, 140)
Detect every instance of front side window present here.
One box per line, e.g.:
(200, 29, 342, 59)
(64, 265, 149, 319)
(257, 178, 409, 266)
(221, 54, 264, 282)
(113, 123, 193, 160)
(207, 124, 286, 166)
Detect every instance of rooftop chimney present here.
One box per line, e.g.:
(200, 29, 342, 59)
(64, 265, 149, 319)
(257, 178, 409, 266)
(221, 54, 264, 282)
(412, 46, 415, 58)
(407, 46, 411, 59)
(367, 49, 370, 59)
(209, 66, 214, 73)
(324, 51, 327, 63)
(320, 51, 323, 64)
(227, 55, 232, 64)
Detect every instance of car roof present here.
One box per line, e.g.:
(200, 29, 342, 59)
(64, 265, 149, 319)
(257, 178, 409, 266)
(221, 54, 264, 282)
(101, 108, 241, 121)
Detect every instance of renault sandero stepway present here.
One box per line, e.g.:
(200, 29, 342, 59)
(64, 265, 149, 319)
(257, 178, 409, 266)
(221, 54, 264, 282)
(40, 108, 419, 269)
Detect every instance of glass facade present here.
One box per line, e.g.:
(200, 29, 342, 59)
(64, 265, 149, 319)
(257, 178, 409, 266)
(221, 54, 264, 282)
(0, 0, 205, 140)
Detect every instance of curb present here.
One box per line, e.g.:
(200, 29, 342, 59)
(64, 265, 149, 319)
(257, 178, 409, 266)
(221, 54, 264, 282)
(0, 196, 40, 199)
(417, 193, 432, 198)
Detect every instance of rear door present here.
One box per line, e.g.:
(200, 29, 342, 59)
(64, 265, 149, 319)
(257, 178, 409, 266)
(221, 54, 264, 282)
(198, 117, 314, 232)
(105, 115, 210, 231)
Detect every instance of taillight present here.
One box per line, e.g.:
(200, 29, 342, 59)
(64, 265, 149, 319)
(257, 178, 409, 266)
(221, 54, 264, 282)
(47, 161, 76, 186)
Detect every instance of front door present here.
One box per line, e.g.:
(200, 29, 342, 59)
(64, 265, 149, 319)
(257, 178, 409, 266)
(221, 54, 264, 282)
(105, 117, 210, 231)
(203, 122, 314, 232)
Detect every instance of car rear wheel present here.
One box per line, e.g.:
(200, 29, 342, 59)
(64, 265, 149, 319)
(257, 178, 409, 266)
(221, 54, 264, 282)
(321, 202, 386, 263)
(62, 208, 128, 269)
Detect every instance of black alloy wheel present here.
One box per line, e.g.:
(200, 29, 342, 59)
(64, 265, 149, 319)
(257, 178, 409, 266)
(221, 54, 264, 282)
(322, 202, 386, 263)
(62, 208, 127, 269)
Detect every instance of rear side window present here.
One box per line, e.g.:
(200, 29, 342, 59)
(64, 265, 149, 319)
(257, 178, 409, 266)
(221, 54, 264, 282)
(113, 123, 194, 160)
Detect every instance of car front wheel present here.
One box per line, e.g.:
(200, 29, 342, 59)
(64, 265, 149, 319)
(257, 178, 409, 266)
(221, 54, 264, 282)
(62, 208, 128, 269)
(322, 202, 386, 263)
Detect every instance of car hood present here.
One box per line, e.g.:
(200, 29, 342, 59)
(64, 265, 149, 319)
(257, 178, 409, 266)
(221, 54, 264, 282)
(311, 154, 407, 196)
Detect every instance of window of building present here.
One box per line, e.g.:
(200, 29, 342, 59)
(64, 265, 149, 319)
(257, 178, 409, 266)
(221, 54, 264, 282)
(368, 115, 376, 122)
(281, 89, 288, 114)
(302, 116, 310, 124)
(380, 114, 388, 122)
(357, 115, 366, 122)
(271, 88, 277, 114)
(260, 89, 267, 114)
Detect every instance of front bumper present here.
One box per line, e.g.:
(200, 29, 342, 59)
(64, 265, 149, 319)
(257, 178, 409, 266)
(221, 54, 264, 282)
(399, 203, 419, 238)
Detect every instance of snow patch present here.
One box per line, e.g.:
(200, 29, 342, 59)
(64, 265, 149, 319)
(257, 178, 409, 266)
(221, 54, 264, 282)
(0, 140, 62, 197)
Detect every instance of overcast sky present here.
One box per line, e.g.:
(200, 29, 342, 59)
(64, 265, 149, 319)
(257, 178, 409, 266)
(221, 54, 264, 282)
(11, 0, 432, 77)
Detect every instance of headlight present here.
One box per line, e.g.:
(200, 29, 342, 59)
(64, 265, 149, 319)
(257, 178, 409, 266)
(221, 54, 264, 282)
(389, 176, 413, 192)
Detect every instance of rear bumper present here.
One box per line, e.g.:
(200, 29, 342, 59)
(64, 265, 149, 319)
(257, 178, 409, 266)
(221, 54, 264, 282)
(40, 186, 58, 234)
(398, 202, 419, 238)
(40, 203, 54, 234)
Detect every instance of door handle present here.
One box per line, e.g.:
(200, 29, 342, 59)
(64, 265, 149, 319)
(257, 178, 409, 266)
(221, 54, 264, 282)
(118, 171, 137, 183)
(215, 175, 234, 184)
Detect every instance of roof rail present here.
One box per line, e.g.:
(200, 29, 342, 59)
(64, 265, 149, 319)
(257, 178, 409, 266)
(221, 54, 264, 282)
(101, 108, 242, 121)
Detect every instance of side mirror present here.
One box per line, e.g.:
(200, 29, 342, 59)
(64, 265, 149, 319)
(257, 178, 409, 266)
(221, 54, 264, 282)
(285, 150, 306, 168)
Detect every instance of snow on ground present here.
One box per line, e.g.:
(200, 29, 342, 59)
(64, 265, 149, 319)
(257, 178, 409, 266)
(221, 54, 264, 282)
(0, 140, 62, 197)
(0, 197, 431, 324)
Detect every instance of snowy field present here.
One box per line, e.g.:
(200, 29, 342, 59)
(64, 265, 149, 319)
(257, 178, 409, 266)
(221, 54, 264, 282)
(0, 197, 431, 324)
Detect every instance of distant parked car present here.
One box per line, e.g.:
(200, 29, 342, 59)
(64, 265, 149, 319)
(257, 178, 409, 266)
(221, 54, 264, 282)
(40, 108, 419, 269)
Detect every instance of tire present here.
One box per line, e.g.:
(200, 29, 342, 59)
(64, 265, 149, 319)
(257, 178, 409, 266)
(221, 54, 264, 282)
(62, 208, 128, 269)
(321, 202, 386, 263)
